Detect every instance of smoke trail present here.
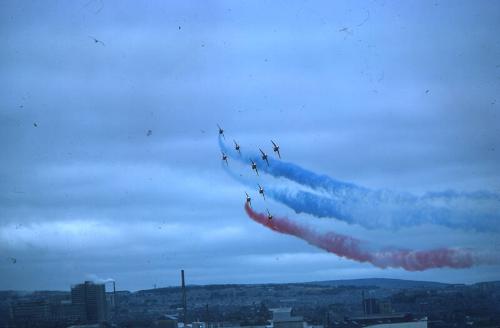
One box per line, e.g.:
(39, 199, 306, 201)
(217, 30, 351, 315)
(218, 135, 362, 194)
(220, 136, 500, 232)
(267, 188, 499, 232)
(244, 203, 475, 271)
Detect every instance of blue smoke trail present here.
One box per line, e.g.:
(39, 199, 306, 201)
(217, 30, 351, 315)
(219, 136, 359, 196)
(219, 136, 500, 232)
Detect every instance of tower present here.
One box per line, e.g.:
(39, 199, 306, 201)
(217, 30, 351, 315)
(181, 270, 187, 325)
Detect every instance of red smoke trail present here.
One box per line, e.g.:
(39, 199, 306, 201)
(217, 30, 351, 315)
(244, 203, 474, 271)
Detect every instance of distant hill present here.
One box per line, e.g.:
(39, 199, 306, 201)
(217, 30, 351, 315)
(305, 278, 450, 289)
(137, 278, 452, 294)
(4, 278, 500, 294)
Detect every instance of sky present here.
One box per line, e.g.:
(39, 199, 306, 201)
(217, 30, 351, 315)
(1, 0, 500, 291)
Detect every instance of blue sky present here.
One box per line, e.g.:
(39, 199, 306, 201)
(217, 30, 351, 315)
(1, 0, 499, 291)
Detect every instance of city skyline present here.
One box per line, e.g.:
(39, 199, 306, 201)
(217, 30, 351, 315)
(3, 276, 499, 327)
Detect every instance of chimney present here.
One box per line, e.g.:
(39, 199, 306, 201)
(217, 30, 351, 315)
(362, 290, 366, 315)
(181, 269, 187, 325)
(205, 304, 210, 328)
(113, 281, 116, 311)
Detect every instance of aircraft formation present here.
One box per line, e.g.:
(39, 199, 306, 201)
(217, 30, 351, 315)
(218, 124, 281, 221)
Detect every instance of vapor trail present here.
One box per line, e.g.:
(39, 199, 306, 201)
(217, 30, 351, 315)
(244, 203, 475, 271)
(220, 136, 500, 232)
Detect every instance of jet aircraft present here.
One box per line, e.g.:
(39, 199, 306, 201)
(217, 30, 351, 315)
(234, 140, 241, 154)
(251, 160, 259, 176)
(221, 152, 228, 165)
(217, 124, 225, 139)
(258, 184, 265, 200)
(259, 148, 269, 166)
(245, 192, 251, 207)
(266, 209, 273, 220)
(271, 140, 281, 158)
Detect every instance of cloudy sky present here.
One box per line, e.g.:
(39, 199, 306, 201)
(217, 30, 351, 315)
(1, 0, 500, 291)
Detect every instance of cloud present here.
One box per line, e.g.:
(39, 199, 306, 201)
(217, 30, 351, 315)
(1, 0, 499, 289)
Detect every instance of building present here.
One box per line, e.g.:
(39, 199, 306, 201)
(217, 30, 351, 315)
(155, 314, 178, 328)
(59, 300, 86, 323)
(362, 298, 392, 315)
(71, 281, 107, 323)
(363, 299, 380, 315)
(67, 324, 107, 328)
(192, 321, 207, 328)
(365, 320, 427, 328)
(11, 300, 51, 322)
(378, 301, 392, 314)
(346, 313, 415, 326)
(272, 308, 305, 328)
